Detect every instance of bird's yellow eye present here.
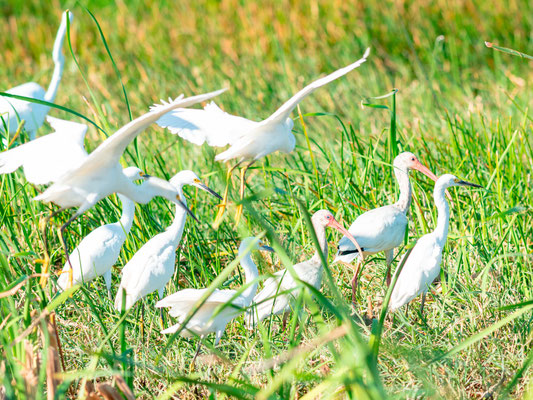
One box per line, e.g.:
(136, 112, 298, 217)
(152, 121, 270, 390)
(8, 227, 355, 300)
(176, 194, 181, 201)
(194, 178, 201, 184)
(139, 171, 145, 177)
(454, 178, 460, 183)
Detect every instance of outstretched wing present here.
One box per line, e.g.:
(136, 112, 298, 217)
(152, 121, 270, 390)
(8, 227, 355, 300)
(0, 116, 88, 184)
(62, 89, 226, 181)
(154, 101, 259, 147)
(265, 48, 370, 125)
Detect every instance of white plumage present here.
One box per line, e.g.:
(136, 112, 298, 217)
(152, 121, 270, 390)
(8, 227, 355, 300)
(334, 152, 439, 296)
(114, 171, 221, 311)
(155, 49, 369, 225)
(155, 49, 369, 163)
(156, 237, 274, 344)
(0, 116, 87, 185)
(56, 188, 137, 297)
(0, 11, 72, 141)
(389, 174, 482, 312)
(247, 210, 362, 327)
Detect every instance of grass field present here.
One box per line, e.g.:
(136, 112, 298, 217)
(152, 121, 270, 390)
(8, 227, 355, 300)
(0, 0, 532, 398)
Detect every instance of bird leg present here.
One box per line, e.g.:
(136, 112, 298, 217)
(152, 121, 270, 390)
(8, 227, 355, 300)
(281, 311, 290, 331)
(420, 292, 426, 316)
(58, 211, 81, 290)
(213, 161, 242, 228)
(37, 207, 65, 287)
(190, 340, 202, 371)
(351, 257, 364, 304)
(234, 160, 256, 226)
(385, 249, 394, 287)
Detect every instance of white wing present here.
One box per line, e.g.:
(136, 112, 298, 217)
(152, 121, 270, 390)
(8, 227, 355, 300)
(336, 205, 407, 262)
(389, 234, 443, 311)
(265, 48, 370, 125)
(61, 89, 226, 183)
(0, 116, 88, 184)
(154, 101, 259, 147)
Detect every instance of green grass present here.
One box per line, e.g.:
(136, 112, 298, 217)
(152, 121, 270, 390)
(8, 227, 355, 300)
(0, 0, 532, 398)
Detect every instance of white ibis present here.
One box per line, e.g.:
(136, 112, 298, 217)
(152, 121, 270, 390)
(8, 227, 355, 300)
(389, 174, 482, 313)
(56, 175, 139, 299)
(334, 152, 439, 301)
(114, 170, 221, 314)
(154, 49, 369, 226)
(0, 11, 72, 141)
(246, 209, 363, 327)
(2, 89, 225, 287)
(156, 237, 274, 352)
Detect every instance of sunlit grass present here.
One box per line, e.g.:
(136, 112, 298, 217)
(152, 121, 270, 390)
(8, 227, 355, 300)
(0, 0, 532, 398)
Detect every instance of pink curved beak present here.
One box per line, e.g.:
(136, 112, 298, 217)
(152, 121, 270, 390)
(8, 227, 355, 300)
(328, 217, 365, 262)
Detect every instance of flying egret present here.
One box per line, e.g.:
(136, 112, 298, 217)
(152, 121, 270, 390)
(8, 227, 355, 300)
(388, 174, 482, 313)
(246, 210, 363, 327)
(334, 152, 439, 301)
(154, 48, 370, 226)
(56, 174, 140, 298)
(114, 170, 222, 316)
(7, 89, 225, 288)
(156, 237, 274, 356)
(0, 11, 72, 141)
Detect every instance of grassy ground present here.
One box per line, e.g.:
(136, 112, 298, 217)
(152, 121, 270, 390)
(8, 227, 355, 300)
(0, 0, 532, 398)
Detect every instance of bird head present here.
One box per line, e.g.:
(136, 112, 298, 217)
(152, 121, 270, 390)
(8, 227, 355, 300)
(312, 210, 363, 256)
(394, 152, 438, 182)
(169, 170, 222, 200)
(123, 166, 148, 181)
(437, 174, 483, 190)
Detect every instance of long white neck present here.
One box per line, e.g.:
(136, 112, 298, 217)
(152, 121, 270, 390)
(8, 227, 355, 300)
(310, 220, 328, 264)
(393, 164, 412, 214)
(166, 187, 187, 245)
(238, 244, 259, 304)
(433, 181, 450, 245)
(117, 194, 135, 233)
(44, 14, 68, 103)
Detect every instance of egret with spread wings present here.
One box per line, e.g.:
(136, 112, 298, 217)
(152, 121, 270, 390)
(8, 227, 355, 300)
(155, 49, 370, 226)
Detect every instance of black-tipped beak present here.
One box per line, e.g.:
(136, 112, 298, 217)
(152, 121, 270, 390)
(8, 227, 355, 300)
(259, 245, 275, 253)
(174, 197, 200, 223)
(139, 172, 152, 180)
(457, 180, 483, 188)
(195, 182, 222, 200)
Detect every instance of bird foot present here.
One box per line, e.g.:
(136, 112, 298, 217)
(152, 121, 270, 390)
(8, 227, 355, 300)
(234, 204, 244, 227)
(213, 203, 227, 228)
(38, 254, 51, 287)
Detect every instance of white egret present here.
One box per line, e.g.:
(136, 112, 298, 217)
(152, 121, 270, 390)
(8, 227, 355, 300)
(156, 237, 274, 353)
(56, 172, 140, 298)
(154, 49, 370, 225)
(0, 11, 72, 141)
(7, 89, 225, 287)
(388, 174, 482, 313)
(114, 170, 222, 315)
(334, 152, 439, 301)
(246, 210, 363, 327)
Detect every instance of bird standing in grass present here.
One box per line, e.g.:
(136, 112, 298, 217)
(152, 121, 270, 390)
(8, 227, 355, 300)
(114, 171, 221, 316)
(0, 11, 72, 141)
(246, 210, 363, 327)
(334, 152, 439, 301)
(10, 89, 225, 288)
(56, 178, 139, 299)
(156, 237, 274, 354)
(154, 49, 369, 226)
(388, 174, 482, 313)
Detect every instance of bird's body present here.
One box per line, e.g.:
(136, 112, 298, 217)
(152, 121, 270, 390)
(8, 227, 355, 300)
(155, 49, 369, 225)
(2, 89, 225, 288)
(56, 193, 135, 295)
(389, 174, 482, 312)
(115, 170, 221, 311)
(247, 210, 362, 327)
(157, 237, 273, 344)
(0, 11, 71, 140)
(334, 152, 439, 296)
